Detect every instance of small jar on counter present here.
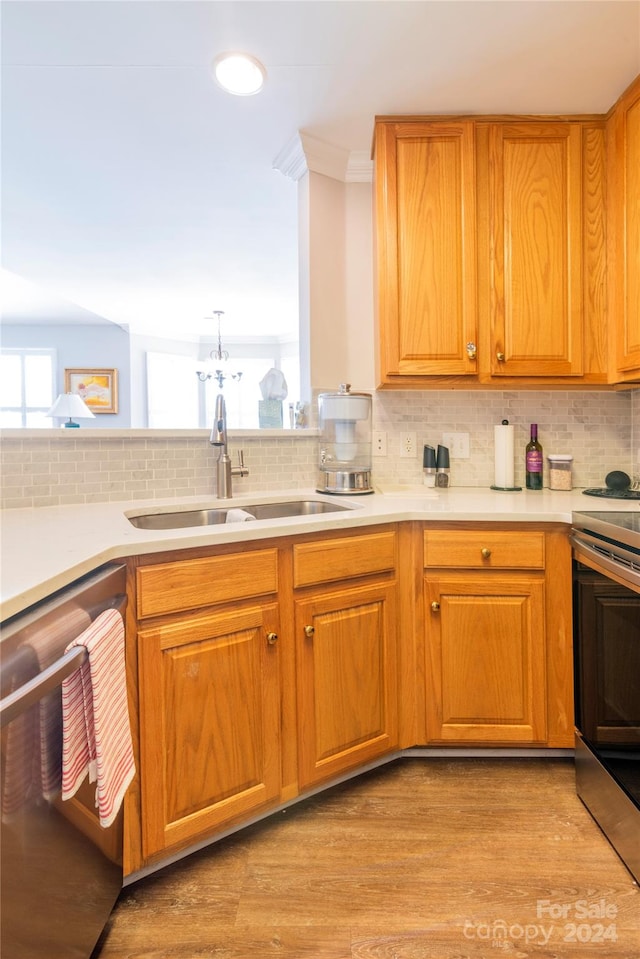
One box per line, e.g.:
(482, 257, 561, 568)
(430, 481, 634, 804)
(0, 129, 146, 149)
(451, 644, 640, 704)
(548, 454, 573, 490)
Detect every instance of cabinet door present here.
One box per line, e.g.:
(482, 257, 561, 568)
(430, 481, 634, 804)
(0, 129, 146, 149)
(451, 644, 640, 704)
(487, 122, 584, 377)
(137, 604, 281, 858)
(295, 581, 398, 788)
(374, 120, 478, 380)
(609, 76, 640, 380)
(424, 574, 547, 744)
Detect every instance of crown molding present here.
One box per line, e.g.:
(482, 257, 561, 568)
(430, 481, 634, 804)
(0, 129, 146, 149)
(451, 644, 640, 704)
(273, 134, 372, 183)
(346, 150, 374, 183)
(272, 133, 308, 181)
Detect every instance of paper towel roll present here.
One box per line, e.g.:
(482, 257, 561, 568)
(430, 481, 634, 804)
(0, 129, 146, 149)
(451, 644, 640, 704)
(494, 424, 515, 489)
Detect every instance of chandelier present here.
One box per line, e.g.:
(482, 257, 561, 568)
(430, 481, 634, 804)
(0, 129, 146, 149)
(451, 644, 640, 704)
(196, 310, 243, 389)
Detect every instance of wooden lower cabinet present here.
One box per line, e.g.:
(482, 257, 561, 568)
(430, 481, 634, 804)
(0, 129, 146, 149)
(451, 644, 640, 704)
(294, 580, 399, 788)
(137, 601, 281, 860)
(422, 526, 573, 747)
(424, 573, 547, 743)
(126, 522, 573, 872)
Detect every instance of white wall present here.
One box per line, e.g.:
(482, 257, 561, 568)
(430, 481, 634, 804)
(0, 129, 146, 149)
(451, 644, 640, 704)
(307, 172, 348, 390)
(306, 173, 375, 393)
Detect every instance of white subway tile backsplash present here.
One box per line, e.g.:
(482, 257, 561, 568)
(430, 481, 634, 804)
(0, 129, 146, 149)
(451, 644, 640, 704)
(0, 388, 637, 508)
(372, 390, 634, 489)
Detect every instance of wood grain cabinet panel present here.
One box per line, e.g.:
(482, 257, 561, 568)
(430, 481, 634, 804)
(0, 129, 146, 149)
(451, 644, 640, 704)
(293, 531, 396, 588)
(608, 73, 640, 381)
(374, 119, 478, 382)
(295, 581, 399, 788)
(485, 122, 584, 377)
(424, 574, 547, 744)
(424, 529, 545, 569)
(137, 603, 281, 859)
(136, 549, 278, 618)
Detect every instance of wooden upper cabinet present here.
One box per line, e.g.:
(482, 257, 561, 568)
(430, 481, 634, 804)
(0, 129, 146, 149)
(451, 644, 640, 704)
(608, 74, 640, 382)
(374, 114, 609, 388)
(374, 120, 478, 382)
(483, 122, 584, 377)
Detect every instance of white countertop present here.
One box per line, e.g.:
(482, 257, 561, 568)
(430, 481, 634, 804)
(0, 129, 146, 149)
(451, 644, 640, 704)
(1, 486, 637, 621)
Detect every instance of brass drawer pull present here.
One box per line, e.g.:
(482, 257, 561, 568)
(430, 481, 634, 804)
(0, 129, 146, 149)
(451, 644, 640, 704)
(481, 547, 492, 559)
(496, 351, 505, 362)
(304, 625, 315, 638)
(266, 631, 278, 645)
(466, 342, 477, 360)
(431, 601, 440, 612)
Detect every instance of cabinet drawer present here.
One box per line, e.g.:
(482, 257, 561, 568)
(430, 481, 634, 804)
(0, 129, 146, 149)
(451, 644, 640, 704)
(423, 529, 545, 570)
(293, 531, 396, 588)
(136, 548, 279, 618)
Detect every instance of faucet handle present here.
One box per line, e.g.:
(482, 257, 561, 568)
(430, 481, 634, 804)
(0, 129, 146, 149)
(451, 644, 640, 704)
(232, 449, 249, 478)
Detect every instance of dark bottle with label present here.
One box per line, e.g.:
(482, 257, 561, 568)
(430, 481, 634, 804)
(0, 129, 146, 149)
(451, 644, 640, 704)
(525, 423, 543, 490)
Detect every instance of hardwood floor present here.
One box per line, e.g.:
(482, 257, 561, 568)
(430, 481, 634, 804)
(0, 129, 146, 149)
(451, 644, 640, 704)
(94, 758, 639, 958)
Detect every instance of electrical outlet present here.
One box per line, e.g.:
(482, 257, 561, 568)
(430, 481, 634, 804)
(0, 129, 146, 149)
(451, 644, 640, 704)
(442, 432, 470, 459)
(373, 430, 387, 456)
(399, 431, 417, 458)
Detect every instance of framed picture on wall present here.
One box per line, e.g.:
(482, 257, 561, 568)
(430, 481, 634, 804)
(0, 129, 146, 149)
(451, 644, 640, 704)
(64, 368, 119, 414)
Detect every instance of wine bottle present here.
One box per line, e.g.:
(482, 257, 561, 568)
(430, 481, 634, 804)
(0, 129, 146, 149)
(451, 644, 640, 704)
(525, 423, 543, 490)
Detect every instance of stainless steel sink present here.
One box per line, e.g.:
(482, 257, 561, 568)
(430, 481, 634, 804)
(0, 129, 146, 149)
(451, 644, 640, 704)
(127, 499, 353, 530)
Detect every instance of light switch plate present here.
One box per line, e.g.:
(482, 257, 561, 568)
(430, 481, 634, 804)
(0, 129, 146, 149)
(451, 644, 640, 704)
(442, 432, 470, 458)
(373, 431, 387, 456)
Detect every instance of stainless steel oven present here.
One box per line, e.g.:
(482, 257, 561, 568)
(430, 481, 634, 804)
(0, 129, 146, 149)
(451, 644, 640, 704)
(571, 511, 640, 882)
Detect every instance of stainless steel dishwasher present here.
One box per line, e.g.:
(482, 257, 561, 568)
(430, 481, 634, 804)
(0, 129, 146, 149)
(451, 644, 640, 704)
(1, 564, 128, 959)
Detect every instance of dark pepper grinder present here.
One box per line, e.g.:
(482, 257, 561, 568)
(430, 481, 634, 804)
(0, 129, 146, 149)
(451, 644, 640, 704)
(423, 444, 437, 487)
(436, 445, 450, 487)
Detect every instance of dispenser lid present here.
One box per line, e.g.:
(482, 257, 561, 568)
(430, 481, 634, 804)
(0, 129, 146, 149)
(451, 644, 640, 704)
(318, 383, 372, 401)
(318, 384, 371, 421)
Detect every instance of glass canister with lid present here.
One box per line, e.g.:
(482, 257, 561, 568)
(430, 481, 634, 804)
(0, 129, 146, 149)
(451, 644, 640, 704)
(547, 454, 573, 490)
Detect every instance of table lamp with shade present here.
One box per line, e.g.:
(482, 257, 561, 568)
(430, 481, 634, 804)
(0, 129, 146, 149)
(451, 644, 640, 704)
(46, 392, 96, 427)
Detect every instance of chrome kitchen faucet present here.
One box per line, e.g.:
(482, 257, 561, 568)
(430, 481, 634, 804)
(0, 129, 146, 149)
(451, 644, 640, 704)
(209, 393, 249, 498)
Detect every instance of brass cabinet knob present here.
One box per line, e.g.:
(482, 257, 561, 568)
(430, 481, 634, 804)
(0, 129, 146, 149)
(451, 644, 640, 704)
(466, 342, 477, 360)
(266, 631, 278, 645)
(304, 625, 315, 637)
(431, 601, 440, 612)
(481, 547, 492, 559)
(496, 351, 505, 362)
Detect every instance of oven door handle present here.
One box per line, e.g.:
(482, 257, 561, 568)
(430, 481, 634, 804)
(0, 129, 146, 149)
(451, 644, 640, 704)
(571, 533, 640, 592)
(0, 647, 88, 728)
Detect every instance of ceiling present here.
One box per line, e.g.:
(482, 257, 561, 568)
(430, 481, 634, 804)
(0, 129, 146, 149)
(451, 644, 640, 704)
(2, 0, 639, 341)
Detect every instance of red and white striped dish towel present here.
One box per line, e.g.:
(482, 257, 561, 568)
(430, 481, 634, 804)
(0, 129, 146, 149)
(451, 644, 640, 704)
(2, 606, 91, 821)
(61, 608, 135, 828)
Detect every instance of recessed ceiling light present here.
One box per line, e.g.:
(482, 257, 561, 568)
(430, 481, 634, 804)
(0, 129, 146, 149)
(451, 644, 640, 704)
(212, 52, 266, 96)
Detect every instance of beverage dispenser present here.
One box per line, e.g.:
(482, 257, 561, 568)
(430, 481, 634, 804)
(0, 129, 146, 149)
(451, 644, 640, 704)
(317, 384, 373, 494)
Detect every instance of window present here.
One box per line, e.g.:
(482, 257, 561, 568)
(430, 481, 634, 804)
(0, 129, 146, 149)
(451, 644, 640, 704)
(146, 352, 200, 428)
(147, 350, 294, 430)
(204, 358, 277, 430)
(0, 349, 56, 427)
